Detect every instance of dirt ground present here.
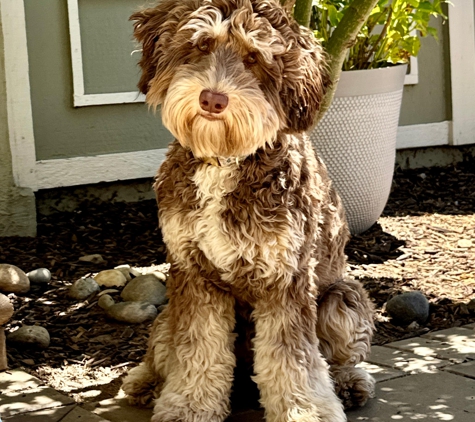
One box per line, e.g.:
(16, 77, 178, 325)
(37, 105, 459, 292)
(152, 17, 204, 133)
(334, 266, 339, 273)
(1, 157, 474, 403)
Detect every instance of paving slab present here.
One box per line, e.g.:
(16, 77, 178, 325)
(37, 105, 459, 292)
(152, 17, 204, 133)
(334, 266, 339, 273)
(444, 360, 475, 379)
(0, 370, 44, 393)
(356, 361, 406, 382)
(3, 405, 75, 422)
(93, 397, 152, 422)
(365, 345, 448, 373)
(62, 405, 109, 421)
(0, 386, 74, 418)
(387, 335, 475, 362)
(422, 326, 475, 341)
(346, 370, 475, 422)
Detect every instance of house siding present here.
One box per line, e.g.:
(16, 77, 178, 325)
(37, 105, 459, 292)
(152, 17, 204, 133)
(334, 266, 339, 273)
(24, 0, 171, 161)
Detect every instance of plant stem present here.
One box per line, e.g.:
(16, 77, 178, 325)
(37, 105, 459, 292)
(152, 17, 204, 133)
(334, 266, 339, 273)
(314, 0, 380, 125)
(293, 0, 313, 27)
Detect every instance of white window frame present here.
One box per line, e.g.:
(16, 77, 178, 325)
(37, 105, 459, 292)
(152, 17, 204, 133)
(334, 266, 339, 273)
(67, 0, 145, 107)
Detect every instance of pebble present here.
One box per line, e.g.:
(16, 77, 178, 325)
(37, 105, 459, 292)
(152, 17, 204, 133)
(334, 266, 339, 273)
(98, 294, 115, 310)
(8, 325, 50, 349)
(94, 270, 127, 288)
(98, 294, 157, 323)
(69, 277, 100, 300)
(114, 266, 132, 281)
(78, 254, 105, 264)
(121, 274, 167, 306)
(27, 268, 51, 284)
(0, 293, 14, 324)
(386, 291, 430, 326)
(0, 264, 30, 294)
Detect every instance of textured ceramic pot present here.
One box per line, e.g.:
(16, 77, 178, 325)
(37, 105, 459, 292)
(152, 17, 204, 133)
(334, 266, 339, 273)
(310, 64, 407, 234)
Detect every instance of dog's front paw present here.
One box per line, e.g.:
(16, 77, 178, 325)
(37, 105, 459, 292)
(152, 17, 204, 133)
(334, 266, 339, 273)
(151, 393, 228, 422)
(332, 366, 375, 410)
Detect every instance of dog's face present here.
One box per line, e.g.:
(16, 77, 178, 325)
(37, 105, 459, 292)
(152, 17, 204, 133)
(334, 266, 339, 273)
(132, 0, 329, 158)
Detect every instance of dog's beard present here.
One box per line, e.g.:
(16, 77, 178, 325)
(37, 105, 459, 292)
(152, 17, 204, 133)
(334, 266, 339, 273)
(159, 65, 281, 158)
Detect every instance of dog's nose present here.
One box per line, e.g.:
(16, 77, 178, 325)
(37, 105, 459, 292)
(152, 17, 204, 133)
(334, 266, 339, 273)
(199, 90, 228, 114)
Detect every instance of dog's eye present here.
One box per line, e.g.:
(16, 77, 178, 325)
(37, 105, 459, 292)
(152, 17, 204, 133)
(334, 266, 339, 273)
(246, 52, 258, 64)
(197, 40, 210, 52)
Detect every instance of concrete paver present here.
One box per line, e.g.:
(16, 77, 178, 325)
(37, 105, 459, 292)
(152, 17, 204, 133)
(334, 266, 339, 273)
(3, 405, 75, 422)
(92, 397, 152, 422)
(444, 360, 475, 379)
(0, 370, 44, 393)
(2, 325, 475, 422)
(386, 335, 475, 362)
(365, 345, 449, 373)
(0, 386, 75, 418)
(356, 361, 406, 382)
(346, 370, 475, 422)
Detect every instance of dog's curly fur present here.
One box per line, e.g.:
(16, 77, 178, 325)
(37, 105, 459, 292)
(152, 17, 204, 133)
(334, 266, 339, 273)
(121, 1, 375, 421)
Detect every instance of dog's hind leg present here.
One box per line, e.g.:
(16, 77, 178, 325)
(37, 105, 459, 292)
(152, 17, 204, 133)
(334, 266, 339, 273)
(121, 306, 172, 406)
(316, 278, 375, 410)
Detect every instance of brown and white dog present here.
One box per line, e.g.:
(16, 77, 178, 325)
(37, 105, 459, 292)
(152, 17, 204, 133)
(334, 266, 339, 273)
(121, 1, 375, 421)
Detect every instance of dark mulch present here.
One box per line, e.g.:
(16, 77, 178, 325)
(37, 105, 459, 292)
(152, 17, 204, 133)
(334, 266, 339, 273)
(0, 157, 474, 400)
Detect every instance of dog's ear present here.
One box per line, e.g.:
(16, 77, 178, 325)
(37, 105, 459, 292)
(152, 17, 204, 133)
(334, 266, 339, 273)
(130, 0, 179, 95)
(280, 23, 331, 133)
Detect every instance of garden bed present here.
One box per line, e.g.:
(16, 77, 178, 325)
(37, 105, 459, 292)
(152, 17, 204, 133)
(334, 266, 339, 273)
(1, 158, 474, 403)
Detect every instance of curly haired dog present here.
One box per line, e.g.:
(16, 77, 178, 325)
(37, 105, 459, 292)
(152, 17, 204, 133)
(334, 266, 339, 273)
(121, 1, 375, 421)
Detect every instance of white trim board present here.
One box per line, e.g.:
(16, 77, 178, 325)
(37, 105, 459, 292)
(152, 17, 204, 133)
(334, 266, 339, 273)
(396, 121, 450, 150)
(448, 0, 475, 145)
(67, 0, 145, 107)
(0, 0, 37, 188)
(33, 149, 168, 190)
(29, 122, 449, 191)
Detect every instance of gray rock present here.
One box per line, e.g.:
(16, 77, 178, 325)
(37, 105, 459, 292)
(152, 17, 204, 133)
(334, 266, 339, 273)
(386, 291, 430, 326)
(27, 268, 51, 284)
(69, 277, 100, 300)
(0, 264, 30, 294)
(97, 294, 115, 310)
(0, 293, 14, 325)
(94, 270, 127, 288)
(8, 325, 50, 349)
(121, 274, 167, 306)
(104, 301, 157, 324)
(79, 254, 105, 264)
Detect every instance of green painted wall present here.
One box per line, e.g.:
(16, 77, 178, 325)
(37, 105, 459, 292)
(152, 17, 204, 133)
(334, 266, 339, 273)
(24, 1, 450, 160)
(0, 15, 36, 236)
(399, 15, 451, 126)
(24, 0, 172, 161)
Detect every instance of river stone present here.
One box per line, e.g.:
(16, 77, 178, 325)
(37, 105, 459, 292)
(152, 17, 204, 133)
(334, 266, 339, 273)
(8, 325, 50, 349)
(121, 274, 167, 305)
(0, 264, 30, 294)
(0, 293, 14, 324)
(27, 268, 51, 284)
(79, 254, 105, 264)
(69, 277, 100, 300)
(104, 301, 157, 324)
(386, 291, 430, 326)
(98, 294, 115, 310)
(94, 270, 127, 288)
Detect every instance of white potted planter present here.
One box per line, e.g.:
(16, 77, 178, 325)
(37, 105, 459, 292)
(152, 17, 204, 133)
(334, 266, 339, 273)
(310, 64, 407, 234)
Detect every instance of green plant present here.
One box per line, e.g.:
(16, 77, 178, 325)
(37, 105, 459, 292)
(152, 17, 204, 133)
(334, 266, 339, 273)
(281, 0, 448, 121)
(311, 0, 447, 70)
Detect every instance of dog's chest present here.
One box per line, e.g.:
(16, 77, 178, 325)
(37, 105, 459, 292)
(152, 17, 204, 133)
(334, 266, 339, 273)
(160, 163, 297, 280)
